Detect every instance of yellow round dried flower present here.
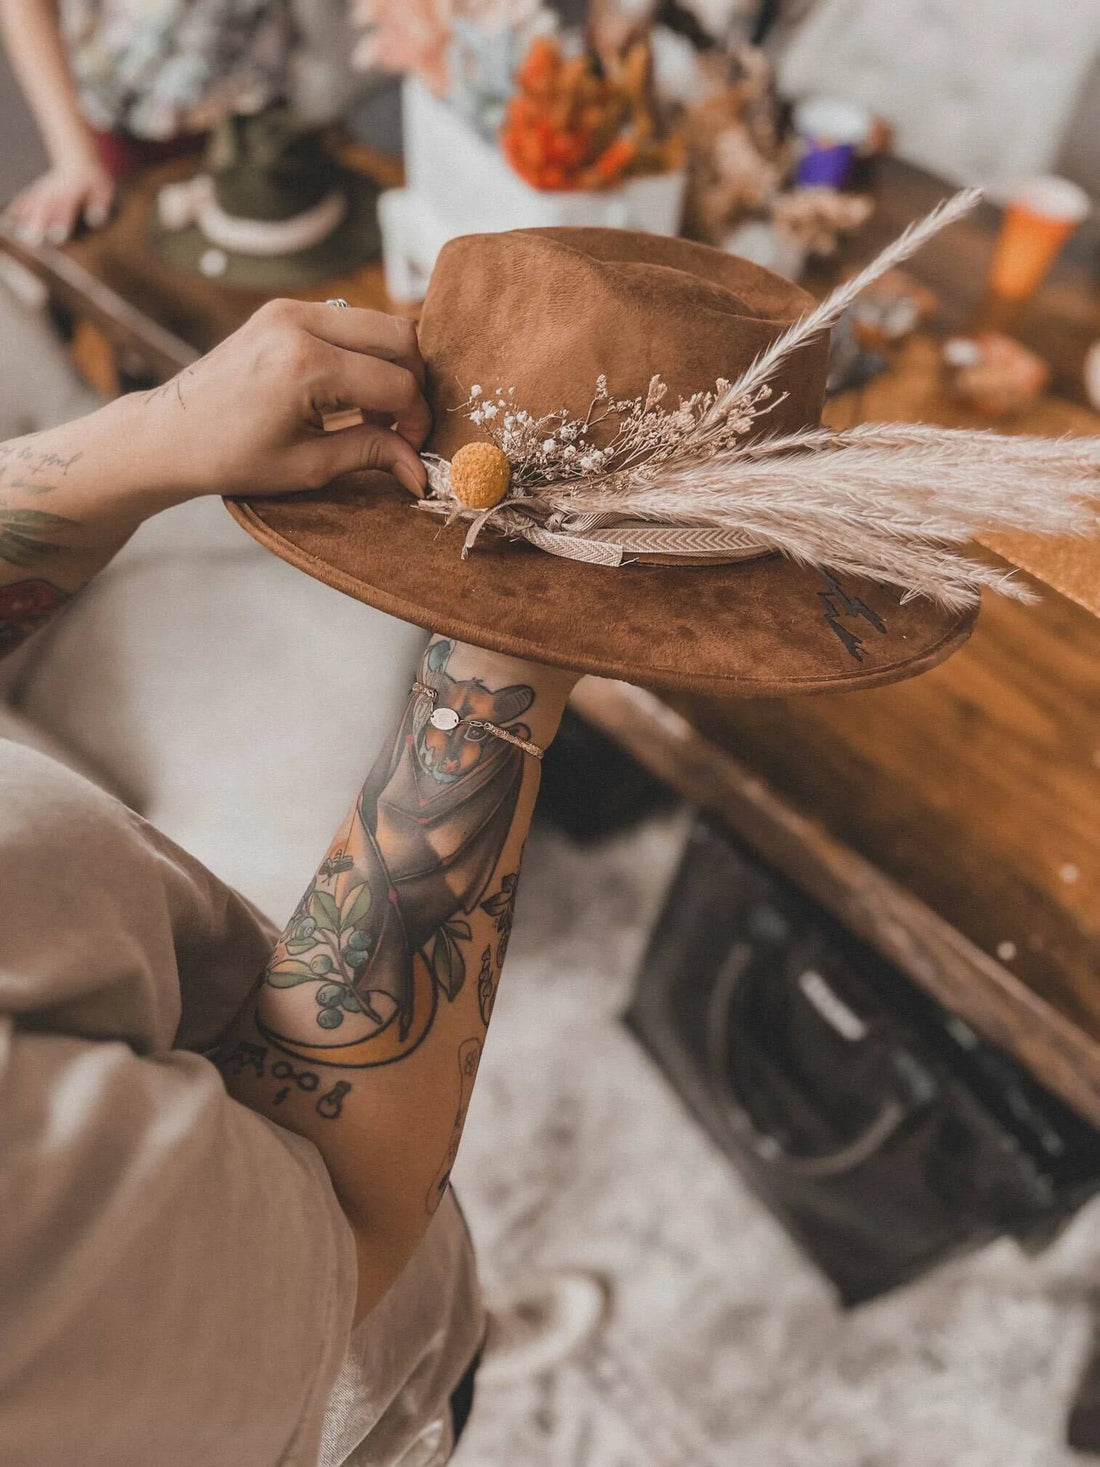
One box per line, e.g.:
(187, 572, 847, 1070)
(450, 441, 512, 509)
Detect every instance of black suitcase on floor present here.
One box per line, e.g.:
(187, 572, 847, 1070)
(626, 816, 1100, 1303)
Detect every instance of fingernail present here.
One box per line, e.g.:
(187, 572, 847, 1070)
(85, 203, 108, 228)
(18, 222, 44, 246)
(394, 462, 425, 498)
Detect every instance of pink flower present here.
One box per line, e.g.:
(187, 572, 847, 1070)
(352, 0, 454, 95)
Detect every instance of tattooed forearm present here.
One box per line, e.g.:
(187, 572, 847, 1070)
(0, 418, 157, 658)
(0, 578, 69, 656)
(0, 507, 78, 567)
(255, 637, 536, 1068)
(0, 480, 79, 657)
(218, 637, 569, 1318)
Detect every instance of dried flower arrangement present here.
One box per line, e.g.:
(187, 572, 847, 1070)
(771, 186, 874, 258)
(419, 189, 1100, 608)
(352, 0, 454, 95)
(680, 45, 876, 262)
(354, 0, 681, 188)
(501, 35, 675, 190)
(683, 46, 791, 241)
(352, 0, 543, 100)
(433, 371, 773, 492)
(500, 35, 682, 191)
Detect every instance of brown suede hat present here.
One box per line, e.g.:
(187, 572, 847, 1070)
(228, 227, 976, 695)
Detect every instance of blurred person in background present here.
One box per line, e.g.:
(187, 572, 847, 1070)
(0, 0, 356, 244)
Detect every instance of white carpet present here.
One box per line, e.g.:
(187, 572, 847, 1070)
(451, 809, 1100, 1467)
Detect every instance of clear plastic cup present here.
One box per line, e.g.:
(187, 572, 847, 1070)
(988, 175, 1091, 302)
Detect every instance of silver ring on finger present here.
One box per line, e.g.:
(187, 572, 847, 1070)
(325, 297, 349, 309)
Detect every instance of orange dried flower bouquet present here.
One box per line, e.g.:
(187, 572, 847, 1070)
(501, 36, 682, 192)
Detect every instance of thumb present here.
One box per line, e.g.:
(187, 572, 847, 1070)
(321, 421, 428, 498)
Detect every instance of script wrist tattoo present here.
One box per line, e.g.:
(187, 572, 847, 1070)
(0, 439, 82, 496)
(257, 638, 536, 1068)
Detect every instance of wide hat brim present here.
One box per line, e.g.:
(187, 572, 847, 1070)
(230, 225, 977, 695)
(147, 173, 381, 289)
(226, 476, 975, 696)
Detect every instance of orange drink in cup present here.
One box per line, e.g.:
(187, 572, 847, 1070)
(989, 175, 1090, 301)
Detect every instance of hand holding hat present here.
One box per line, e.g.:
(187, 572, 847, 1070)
(136, 298, 429, 511)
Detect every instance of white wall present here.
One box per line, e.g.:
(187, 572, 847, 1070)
(775, 0, 1100, 199)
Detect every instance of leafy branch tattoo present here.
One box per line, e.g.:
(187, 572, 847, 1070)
(269, 881, 381, 1030)
(481, 869, 519, 967)
(0, 578, 69, 657)
(0, 507, 77, 567)
(477, 947, 496, 1028)
(257, 639, 536, 1068)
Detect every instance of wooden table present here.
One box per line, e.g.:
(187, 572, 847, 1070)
(581, 168, 1100, 1131)
(575, 323, 1100, 1448)
(4, 150, 1099, 1128)
(578, 333, 1100, 1128)
(805, 156, 1100, 407)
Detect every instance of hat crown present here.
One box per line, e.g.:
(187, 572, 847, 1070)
(418, 227, 830, 462)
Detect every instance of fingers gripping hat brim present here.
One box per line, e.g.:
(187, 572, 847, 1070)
(229, 227, 976, 695)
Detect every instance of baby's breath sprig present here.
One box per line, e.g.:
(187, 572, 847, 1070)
(454, 373, 779, 495)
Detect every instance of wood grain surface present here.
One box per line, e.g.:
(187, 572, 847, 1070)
(642, 343, 1100, 1120)
(806, 156, 1100, 405)
(573, 678, 1100, 1127)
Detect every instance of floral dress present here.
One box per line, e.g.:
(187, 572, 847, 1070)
(59, 0, 296, 138)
